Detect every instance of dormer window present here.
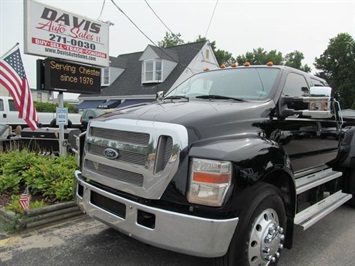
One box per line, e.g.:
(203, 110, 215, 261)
(142, 60, 162, 83)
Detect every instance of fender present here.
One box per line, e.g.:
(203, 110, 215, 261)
(188, 135, 291, 184)
(188, 135, 296, 248)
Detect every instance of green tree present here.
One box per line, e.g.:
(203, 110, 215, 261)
(284, 51, 311, 73)
(236, 48, 283, 66)
(158, 32, 184, 48)
(195, 35, 216, 50)
(314, 33, 355, 108)
(214, 49, 235, 66)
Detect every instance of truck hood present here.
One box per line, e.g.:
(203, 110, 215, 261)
(96, 100, 274, 140)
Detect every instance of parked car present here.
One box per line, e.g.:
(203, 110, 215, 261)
(0, 96, 81, 128)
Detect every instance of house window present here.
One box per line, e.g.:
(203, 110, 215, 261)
(206, 49, 210, 60)
(142, 60, 162, 83)
(101, 68, 110, 86)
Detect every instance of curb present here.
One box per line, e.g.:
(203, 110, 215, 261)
(0, 201, 83, 231)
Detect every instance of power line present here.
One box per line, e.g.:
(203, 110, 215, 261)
(109, 0, 202, 73)
(205, 0, 219, 38)
(144, 0, 175, 35)
(110, 0, 158, 47)
(97, 0, 106, 20)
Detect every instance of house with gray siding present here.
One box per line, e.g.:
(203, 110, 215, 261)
(76, 41, 219, 110)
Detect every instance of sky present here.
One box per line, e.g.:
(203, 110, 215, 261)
(1, 0, 354, 99)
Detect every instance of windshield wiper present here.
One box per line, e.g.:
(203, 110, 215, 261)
(164, 95, 189, 101)
(195, 95, 245, 102)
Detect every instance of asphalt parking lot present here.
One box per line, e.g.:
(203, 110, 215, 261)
(0, 205, 354, 266)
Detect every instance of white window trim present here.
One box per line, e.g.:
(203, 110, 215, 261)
(142, 59, 163, 83)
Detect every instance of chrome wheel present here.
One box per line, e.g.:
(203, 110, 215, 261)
(248, 208, 285, 266)
(213, 184, 287, 266)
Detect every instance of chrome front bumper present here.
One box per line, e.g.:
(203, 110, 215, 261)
(75, 170, 239, 258)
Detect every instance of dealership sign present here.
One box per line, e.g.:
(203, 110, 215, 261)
(24, 0, 109, 67)
(38, 58, 101, 94)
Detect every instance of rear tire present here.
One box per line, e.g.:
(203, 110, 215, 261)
(215, 183, 286, 266)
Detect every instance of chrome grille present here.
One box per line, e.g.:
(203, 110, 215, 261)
(155, 136, 173, 173)
(85, 160, 144, 186)
(90, 127, 150, 145)
(82, 119, 188, 199)
(88, 143, 146, 166)
(163, 137, 173, 165)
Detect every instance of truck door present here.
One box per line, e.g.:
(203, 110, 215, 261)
(276, 72, 339, 172)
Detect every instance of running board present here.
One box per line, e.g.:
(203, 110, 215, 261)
(294, 191, 352, 230)
(296, 168, 342, 195)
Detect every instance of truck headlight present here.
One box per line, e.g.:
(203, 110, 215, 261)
(187, 158, 232, 207)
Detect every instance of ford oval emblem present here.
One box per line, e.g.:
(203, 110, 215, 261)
(103, 148, 120, 160)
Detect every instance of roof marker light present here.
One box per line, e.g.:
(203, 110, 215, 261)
(243, 62, 250, 67)
(267, 61, 273, 66)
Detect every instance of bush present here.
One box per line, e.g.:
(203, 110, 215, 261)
(0, 149, 36, 194)
(0, 149, 78, 212)
(34, 101, 78, 113)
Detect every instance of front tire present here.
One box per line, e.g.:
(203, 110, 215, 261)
(215, 183, 286, 266)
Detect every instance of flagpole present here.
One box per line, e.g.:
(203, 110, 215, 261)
(0, 42, 19, 60)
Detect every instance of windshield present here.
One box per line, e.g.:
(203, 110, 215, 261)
(166, 67, 280, 101)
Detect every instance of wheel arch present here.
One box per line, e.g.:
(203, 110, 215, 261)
(335, 126, 355, 168)
(262, 170, 296, 249)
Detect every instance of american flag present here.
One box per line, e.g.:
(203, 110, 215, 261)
(19, 188, 30, 212)
(0, 46, 38, 130)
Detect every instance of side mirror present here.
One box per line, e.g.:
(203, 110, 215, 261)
(156, 91, 164, 102)
(309, 86, 332, 97)
(279, 86, 333, 119)
(308, 86, 332, 112)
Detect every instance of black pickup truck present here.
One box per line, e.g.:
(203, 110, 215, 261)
(74, 65, 355, 266)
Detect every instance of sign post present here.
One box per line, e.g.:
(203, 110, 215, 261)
(57, 92, 66, 157)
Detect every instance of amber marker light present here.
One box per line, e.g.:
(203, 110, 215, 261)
(267, 61, 273, 66)
(243, 62, 250, 67)
(193, 172, 230, 184)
